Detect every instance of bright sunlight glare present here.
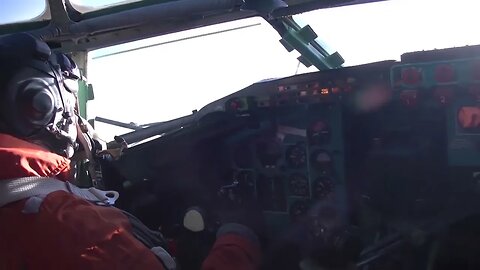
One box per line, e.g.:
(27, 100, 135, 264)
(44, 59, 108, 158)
(88, 0, 480, 140)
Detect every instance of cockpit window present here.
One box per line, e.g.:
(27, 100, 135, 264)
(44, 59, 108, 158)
(69, 0, 143, 13)
(88, 17, 306, 140)
(295, 0, 480, 66)
(0, 0, 50, 25)
(87, 0, 480, 140)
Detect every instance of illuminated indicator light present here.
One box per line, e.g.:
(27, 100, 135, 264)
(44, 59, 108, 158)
(401, 67, 422, 85)
(228, 98, 244, 110)
(321, 88, 329, 95)
(300, 90, 308, 96)
(331, 87, 341, 94)
(400, 90, 418, 106)
(458, 106, 480, 129)
(434, 64, 456, 83)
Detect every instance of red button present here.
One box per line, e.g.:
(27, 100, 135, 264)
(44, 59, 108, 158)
(229, 98, 244, 110)
(401, 67, 423, 85)
(434, 64, 456, 83)
(400, 90, 418, 106)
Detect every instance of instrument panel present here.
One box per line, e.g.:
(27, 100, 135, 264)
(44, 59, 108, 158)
(105, 44, 480, 268)
(223, 102, 347, 236)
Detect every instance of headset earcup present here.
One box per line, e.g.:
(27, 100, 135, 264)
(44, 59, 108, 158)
(2, 69, 57, 137)
(19, 79, 55, 125)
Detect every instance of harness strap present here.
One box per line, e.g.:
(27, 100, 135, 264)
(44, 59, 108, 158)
(0, 177, 176, 268)
(0, 176, 119, 208)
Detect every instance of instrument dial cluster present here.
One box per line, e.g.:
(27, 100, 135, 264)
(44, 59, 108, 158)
(313, 176, 335, 199)
(286, 143, 307, 168)
(288, 173, 310, 197)
(227, 98, 345, 233)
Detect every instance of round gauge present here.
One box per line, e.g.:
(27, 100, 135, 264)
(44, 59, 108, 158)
(256, 139, 282, 168)
(286, 144, 307, 168)
(311, 150, 333, 173)
(289, 200, 309, 221)
(313, 177, 334, 199)
(288, 174, 309, 197)
(308, 120, 330, 145)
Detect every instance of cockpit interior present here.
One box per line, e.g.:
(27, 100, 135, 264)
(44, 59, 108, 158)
(3, 0, 480, 269)
(101, 44, 480, 269)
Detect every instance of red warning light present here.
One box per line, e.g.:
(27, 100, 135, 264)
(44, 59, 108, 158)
(400, 90, 418, 107)
(228, 98, 244, 111)
(401, 67, 422, 85)
(321, 88, 329, 95)
(331, 87, 341, 94)
(434, 64, 456, 83)
(458, 106, 480, 129)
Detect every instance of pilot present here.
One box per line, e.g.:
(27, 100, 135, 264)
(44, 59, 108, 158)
(0, 33, 261, 270)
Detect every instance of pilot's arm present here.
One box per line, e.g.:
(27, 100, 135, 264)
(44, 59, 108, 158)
(0, 33, 167, 270)
(202, 223, 262, 270)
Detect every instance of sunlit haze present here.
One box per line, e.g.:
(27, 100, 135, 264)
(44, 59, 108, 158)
(87, 0, 480, 140)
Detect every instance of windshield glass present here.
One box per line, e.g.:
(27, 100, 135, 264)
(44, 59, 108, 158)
(295, 0, 480, 66)
(88, 17, 309, 140)
(88, 0, 480, 140)
(69, 0, 142, 13)
(67, 2, 480, 268)
(0, 0, 49, 25)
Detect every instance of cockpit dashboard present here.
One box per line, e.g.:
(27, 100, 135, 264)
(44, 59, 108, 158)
(102, 44, 480, 269)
